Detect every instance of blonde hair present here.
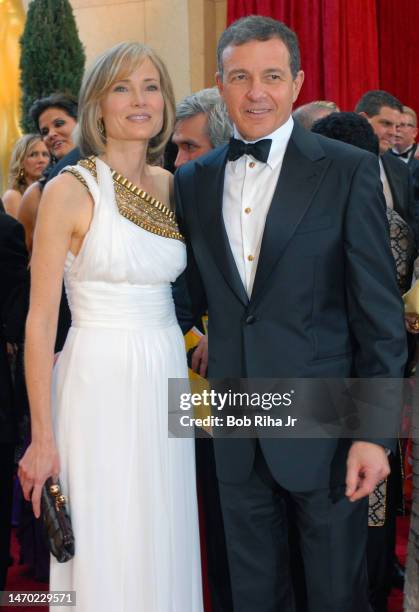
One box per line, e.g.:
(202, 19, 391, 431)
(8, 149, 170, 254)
(402, 106, 417, 127)
(8, 134, 46, 194)
(77, 42, 175, 164)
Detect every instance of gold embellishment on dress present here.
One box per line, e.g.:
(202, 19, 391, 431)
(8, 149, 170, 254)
(62, 167, 90, 191)
(78, 156, 184, 242)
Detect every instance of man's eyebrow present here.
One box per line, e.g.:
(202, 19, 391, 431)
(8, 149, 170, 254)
(262, 67, 286, 74)
(226, 67, 286, 76)
(174, 138, 199, 147)
(227, 68, 248, 76)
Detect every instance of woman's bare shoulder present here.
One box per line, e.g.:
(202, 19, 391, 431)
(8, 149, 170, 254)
(2, 189, 21, 205)
(147, 166, 173, 209)
(2, 189, 22, 218)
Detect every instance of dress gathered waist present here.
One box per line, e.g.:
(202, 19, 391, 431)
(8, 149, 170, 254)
(65, 280, 178, 329)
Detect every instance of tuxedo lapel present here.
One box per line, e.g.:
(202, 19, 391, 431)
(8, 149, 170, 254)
(251, 125, 330, 303)
(196, 147, 249, 306)
(381, 153, 405, 214)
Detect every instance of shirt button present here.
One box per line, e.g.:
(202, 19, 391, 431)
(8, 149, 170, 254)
(249, 161, 256, 168)
(247, 254, 254, 262)
(244, 207, 252, 214)
(245, 315, 256, 325)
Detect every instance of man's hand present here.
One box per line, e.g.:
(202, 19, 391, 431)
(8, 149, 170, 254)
(191, 335, 208, 377)
(345, 441, 390, 502)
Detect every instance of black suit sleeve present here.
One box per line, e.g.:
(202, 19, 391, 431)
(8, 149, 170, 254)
(344, 155, 407, 450)
(173, 170, 208, 334)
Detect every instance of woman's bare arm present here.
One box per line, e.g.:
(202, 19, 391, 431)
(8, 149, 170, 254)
(17, 182, 42, 253)
(18, 173, 92, 517)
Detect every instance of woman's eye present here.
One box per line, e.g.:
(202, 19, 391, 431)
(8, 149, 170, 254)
(54, 119, 65, 127)
(146, 84, 159, 91)
(40, 129, 48, 137)
(113, 85, 127, 92)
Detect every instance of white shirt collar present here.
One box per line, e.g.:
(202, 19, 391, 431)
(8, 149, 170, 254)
(232, 116, 294, 169)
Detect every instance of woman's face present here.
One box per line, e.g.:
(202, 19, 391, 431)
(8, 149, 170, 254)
(23, 140, 50, 182)
(100, 57, 165, 146)
(38, 107, 77, 159)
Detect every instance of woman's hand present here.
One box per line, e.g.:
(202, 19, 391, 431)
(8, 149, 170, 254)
(18, 441, 60, 518)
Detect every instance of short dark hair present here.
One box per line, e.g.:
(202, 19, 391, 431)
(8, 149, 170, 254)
(311, 112, 379, 155)
(217, 15, 301, 79)
(354, 90, 403, 117)
(29, 92, 78, 131)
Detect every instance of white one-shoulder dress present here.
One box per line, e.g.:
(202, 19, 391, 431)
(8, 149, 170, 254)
(49, 157, 203, 612)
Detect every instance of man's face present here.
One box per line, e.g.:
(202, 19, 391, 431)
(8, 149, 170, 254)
(395, 112, 418, 152)
(172, 113, 213, 168)
(363, 106, 401, 154)
(216, 38, 304, 141)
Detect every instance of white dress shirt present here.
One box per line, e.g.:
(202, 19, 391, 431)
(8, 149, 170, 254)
(222, 116, 294, 296)
(379, 158, 394, 210)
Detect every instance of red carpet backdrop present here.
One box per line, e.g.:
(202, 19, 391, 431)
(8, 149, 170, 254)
(227, 0, 419, 113)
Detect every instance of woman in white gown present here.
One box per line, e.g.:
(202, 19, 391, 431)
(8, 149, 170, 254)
(18, 42, 203, 612)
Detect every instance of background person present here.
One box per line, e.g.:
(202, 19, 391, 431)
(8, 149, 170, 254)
(172, 87, 233, 612)
(17, 93, 78, 254)
(312, 111, 415, 612)
(2, 134, 49, 219)
(292, 99, 339, 130)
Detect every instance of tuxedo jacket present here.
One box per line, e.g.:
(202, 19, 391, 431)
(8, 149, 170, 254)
(174, 122, 407, 491)
(381, 151, 417, 239)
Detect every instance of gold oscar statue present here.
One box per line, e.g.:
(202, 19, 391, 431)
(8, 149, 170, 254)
(0, 0, 25, 194)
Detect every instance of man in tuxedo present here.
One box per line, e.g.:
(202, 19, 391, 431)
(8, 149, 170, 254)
(175, 15, 407, 612)
(393, 106, 418, 165)
(355, 90, 417, 239)
(392, 106, 419, 239)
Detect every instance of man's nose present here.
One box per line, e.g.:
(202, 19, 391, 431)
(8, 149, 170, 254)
(174, 148, 189, 169)
(246, 80, 266, 101)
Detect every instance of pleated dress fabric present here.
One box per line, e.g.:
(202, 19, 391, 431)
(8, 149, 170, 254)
(49, 158, 203, 612)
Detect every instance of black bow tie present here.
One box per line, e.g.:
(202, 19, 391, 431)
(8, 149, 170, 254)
(228, 137, 272, 163)
(392, 146, 414, 159)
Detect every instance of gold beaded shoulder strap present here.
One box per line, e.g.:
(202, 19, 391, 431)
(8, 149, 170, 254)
(65, 156, 184, 243)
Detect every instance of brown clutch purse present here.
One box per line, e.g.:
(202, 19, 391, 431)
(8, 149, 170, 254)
(41, 477, 75, 563)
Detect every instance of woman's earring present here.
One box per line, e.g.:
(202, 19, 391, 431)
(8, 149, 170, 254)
(18, 168, 25, 181)
(97, 118, 106, 140)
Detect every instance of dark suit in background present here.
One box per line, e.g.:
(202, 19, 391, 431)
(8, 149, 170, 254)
(381, 151, 418, 243)
(0, 213, 29, 589)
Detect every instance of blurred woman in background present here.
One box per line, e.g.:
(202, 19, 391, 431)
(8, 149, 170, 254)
(2, 135, 49, 219)
(18, 93, 77, 253)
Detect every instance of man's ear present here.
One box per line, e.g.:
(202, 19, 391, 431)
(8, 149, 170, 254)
(358, 111, 368, 119)
(292, 70, 304, 104)
(215, 72, 224, 96)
